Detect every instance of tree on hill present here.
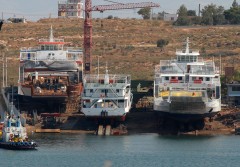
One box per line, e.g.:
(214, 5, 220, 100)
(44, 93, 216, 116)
(232, 0, 239, 8)
(201, 4, 225, 25)
(224, 4, 240, 24)
(107, 15, 113, 19)
(174, 5, 190, 25)
(137, 7, 151, 19)
(157, 39, 169, 51)
(178, 5, 188, 17)
(187, 10, 196, 16)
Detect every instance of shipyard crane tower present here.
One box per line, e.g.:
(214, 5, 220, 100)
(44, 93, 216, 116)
(84, 1, 160, 73)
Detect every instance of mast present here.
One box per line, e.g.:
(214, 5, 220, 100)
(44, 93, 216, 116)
(49, 25, 54, 42)
(186, 37, 190, 54)
(104, 62, 109, 85)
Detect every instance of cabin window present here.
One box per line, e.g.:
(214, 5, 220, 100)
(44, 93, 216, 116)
(190, 56, 194, 62)
(232, 86, 240, 91)
(165, 77, 169, 81)
(206, 77, 210, 81)
(193, 56, 197, 62)
(73, 54, 76, 60)
(181, 56, 186, 62)
(199, 77, 203, 81)
(216, 86, 220, 99)
(50, 45, 54, 50)
(192, 77, 196, 81)
(11, 123, 16, 127)
(177, 56, 181, 62)
(178, 77, 182, 80)
(21, 53, 26, 60)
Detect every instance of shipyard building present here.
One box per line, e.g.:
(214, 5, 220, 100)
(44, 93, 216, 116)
(58, 0, 83, 18)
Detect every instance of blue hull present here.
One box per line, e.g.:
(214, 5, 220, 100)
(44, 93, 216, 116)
(0, 142, 38, 150)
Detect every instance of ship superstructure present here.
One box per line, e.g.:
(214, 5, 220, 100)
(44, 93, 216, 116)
(154, 37, 221, 121)
(81, 68, 133, 121)
(17, 27, 83, 113)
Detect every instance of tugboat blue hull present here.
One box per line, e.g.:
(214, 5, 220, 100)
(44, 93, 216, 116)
(0, 142, 37, 150)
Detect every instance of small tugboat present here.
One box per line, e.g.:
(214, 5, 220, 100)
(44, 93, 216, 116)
(0, 113, 38, 150)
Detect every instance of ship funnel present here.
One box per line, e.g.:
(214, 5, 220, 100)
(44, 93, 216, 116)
(49, 25, 54, 42)
(104, 63, 109, 85)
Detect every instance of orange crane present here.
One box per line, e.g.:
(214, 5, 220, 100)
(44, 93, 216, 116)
(83, 1, 160, 73)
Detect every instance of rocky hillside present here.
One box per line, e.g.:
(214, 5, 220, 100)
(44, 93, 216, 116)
(0, 18, 240, 84)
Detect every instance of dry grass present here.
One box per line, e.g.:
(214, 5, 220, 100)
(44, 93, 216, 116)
(0, 18, 240, 85)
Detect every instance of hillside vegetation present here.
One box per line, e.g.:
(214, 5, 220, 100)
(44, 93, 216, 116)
(0, 18, 240, 84)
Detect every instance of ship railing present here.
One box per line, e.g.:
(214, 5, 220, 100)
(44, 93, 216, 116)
(204, 61, 214, 65)
(189, 70, 215, 75)
(20, 47, 39, 51)
(86, 93, 122, 98)
(84, 74, 131, 84)
(158, 82, 216, 89)
(176, 49, 199, 53)
(39, 38, 64, 42)
(159, 60, 175, 66)
(160, 70, 184, 74)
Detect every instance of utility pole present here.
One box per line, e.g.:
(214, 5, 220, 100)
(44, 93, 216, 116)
(198, 4, 201, 17)
(2, 52, 5, 88)
(5, 57, 7, 87)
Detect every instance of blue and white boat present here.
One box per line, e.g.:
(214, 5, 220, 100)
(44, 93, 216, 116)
(0, 113, 37, 150)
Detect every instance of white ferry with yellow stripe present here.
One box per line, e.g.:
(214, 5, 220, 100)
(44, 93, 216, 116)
(154, 38, 221, 121)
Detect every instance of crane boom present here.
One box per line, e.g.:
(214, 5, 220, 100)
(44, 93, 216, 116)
(92, 2, 160, 12)
(84, 1, 160, 73)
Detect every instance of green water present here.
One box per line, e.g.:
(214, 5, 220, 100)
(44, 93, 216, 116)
(0, 133, 239, 167)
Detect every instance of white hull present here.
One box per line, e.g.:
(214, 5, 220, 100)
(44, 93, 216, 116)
(82, 100, 132, 117)
(81, 72, 133, 119)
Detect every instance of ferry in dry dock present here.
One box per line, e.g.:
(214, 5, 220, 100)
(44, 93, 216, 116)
(154, 37, 221, 121)
(81, 67, 133, 133)
(17, 26, 83, 113)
